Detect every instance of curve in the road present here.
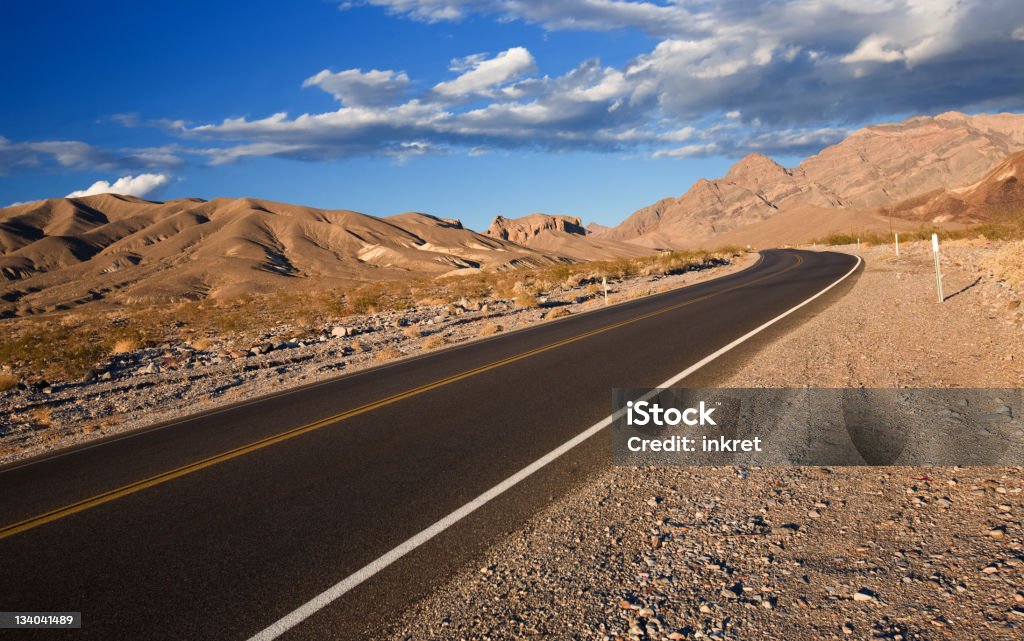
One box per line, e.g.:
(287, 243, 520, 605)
(0, 249, 861, 641)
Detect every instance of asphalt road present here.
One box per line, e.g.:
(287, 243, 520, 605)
(0, 249, 859, 640)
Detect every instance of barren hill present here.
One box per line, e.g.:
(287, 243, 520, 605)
(883, 150, 1024, 223)
(486, 214, 649, 261)
(0, 196, 567, 316)
(605, 111, 1024, 247)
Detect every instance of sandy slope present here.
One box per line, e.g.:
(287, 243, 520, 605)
(0, 196, 566, 315)
(675, 203, 958, 250)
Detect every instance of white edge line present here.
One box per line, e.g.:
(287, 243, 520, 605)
(246, 253, 862, 641)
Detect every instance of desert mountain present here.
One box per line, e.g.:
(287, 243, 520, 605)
(884, 150, 1024, 223)
(0, 195, 568, 316)
(486, 214, 649, 261)
(7, 112, 1023, 316)
(486, 214, 586, 244)
(605, 111, 1024, 247)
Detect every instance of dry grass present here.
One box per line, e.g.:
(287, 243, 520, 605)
(30, 406, 53, 426)
(81, 418, 115, 434)
(546, 307, 571, 319)
(402, 325, 424, 339)
(515, 292, 540, 308)
(416, 296, 447, 307)
(983, 240, 1024, 286)
(478, 323, 503, 337)
(374, 345, 404, 362)
(0, 373, 19, 392)
(110, 338, 140, 354)
(422, 335, 448, 350)
(190, 337, 213, 351)
(0, 325, 110, 382)
(813, 212, 1024, 248)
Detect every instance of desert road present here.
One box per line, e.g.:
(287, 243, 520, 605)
(0, 249, 859, 640)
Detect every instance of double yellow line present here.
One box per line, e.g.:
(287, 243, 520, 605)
(0, 252, 803, 541)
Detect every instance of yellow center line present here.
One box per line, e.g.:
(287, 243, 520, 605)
(0, 252, 805, 541)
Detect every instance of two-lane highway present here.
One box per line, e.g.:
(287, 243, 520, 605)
(0, 249, 860, 640)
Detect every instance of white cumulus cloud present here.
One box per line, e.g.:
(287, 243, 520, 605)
(303, 68, 411, 106)
(433, 47, 537, 97)
(66, 173, 171, 199)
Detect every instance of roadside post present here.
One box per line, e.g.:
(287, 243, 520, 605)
(602, 276, 609, 306)
(932, 233, 943, 302)
(857, 237, 861, 251)
(894, 232, 899, 257)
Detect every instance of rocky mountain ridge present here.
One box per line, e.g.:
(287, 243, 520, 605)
(603, 111, 1024, 247)
(485, 213, 586, 244)
(485, 213, 650, 261)
(884, 150, 1024, 223)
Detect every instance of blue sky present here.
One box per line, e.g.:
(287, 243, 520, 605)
(3, 1, 1024, 229)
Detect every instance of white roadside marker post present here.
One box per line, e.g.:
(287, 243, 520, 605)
(857, 237, 861, 251)
(932, 233, 943, 303)
(602, 276, 609, 306)
(894, 232, 899, 257)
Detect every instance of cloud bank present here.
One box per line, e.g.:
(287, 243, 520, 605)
(0, 136, 182, 174)
(6, 0, 1024, 176)
(180, 0, 1024, 162)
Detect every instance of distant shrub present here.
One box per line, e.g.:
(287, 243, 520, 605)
(0, 373, 19, 392)
(402, 325, 424, 339)
(0, 325, 109, 381)
(190, 337, 213, 351)
(30, 406, 53, 426)
(515, 291, 540, 308)
(110, 338, 139, 355)
(478, 323, 503, 337)
(375, 345, 404, 362)
(813, 214, 1024, 247)
(347, 288, 383, 314)
(422, 335, 448, 350)
(545, 263, 574, 282)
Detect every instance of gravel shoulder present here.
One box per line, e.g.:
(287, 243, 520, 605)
(389, 240, 1024, 641)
